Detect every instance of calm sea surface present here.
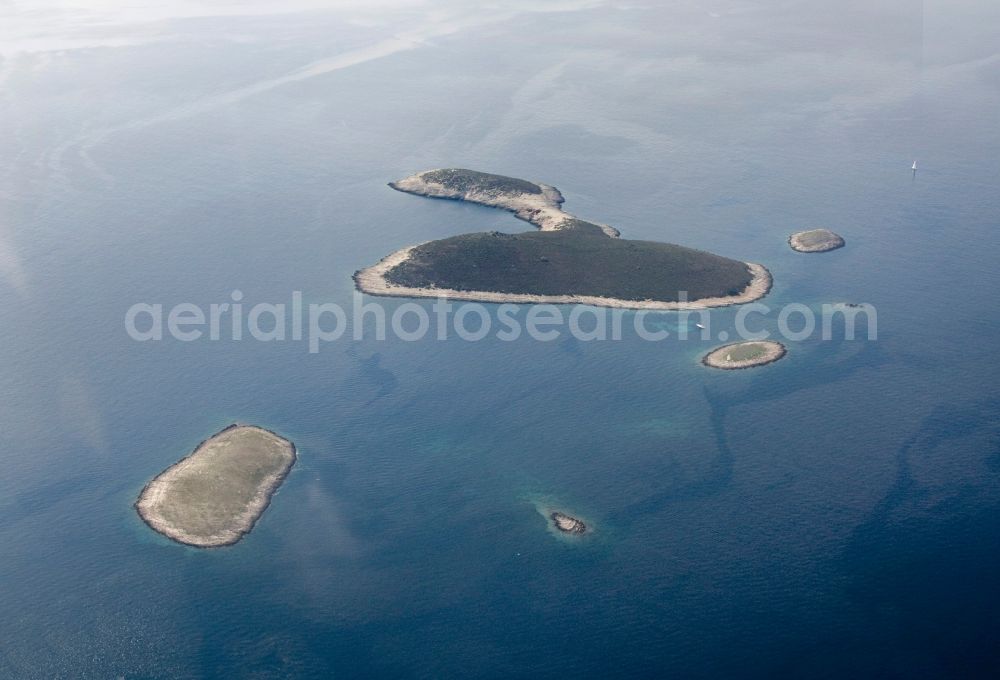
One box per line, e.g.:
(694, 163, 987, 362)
(2, 1, 1000, 677)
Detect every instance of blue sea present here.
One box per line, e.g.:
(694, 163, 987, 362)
(2, 1, 1000, 677)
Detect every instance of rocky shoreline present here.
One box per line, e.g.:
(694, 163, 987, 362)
(354, 248, 772, 311)
(389, 170, 620, 237)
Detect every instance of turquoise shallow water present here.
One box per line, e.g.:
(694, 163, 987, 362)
(2, 1, 1000, 677)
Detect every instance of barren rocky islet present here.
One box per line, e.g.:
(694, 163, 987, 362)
(135, 424, 296, 548)
(789, 228, 845, 253)
(550, 511, 587, 535)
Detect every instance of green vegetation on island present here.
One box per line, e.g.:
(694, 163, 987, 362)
(386, 229, 754, 302)
(388, 168, 617, 235)
(135, 424, 296, 548)
(702, 340, 787, 369)
(789, 228, 845, 253)
(358, 169, 772, 309)
(414, 168, 544, 196)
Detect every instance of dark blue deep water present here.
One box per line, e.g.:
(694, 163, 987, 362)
(2, 1, 1000, 677)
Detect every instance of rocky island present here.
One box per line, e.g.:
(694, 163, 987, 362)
(789, 228, 845, 253)
(356, 169, 771, 310)
(702, 340, 787, 369)
(390, 168, 620, 237)
(550, 511, 587, 535)
(135, 424, 296, 548)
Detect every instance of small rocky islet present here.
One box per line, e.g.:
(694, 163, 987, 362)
(550, 511, 588, 535)
(788, 228, 845, 253)
(702, 340, 787, 370)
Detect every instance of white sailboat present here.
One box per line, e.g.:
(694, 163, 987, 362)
(911, 160, 917, 171)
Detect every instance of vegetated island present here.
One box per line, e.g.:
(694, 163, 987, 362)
(702, 340, 786, 369)
(789, 228, 845, 253)
(550, 511, 588, 535)
(135, 424, 296, 548)
(354, 169, 771, 310)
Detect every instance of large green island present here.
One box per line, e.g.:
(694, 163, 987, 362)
(135, 424, 296, 548)
(355, 169, 771, 309)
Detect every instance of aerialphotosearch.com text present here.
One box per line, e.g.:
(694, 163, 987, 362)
(124, 290, 877, 353)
